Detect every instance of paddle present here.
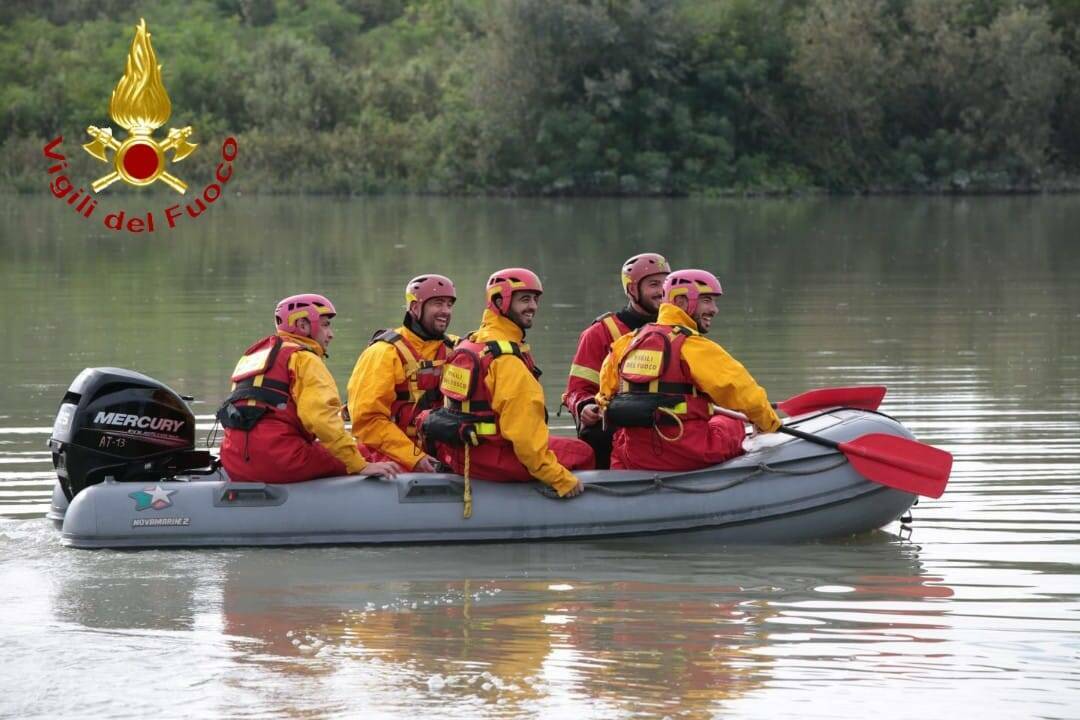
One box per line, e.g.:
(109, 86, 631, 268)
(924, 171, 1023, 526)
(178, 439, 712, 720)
(715, 406, 951, 499)
(773, 386, 887, 415)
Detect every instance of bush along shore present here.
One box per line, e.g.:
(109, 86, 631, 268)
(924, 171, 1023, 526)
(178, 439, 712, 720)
(3, 0, 1080, 196)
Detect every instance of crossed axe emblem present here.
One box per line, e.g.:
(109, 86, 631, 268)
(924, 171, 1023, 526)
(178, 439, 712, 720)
(83, 125, 197, 193)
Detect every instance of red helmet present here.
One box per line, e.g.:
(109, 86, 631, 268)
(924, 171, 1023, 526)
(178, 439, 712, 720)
(621, 252, 670, 301)
(662, 269, 722, 316)
(274, 293, 336, 337)
(405, 274, 456, 319)
(486, 268, 543, 315)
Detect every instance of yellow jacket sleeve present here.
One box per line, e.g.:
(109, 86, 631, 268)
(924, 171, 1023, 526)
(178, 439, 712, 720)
(290, 351, 367, 473)
(487, 356, 579, 496)
(346, 343, 424, 470)
(596, 334, 632, 408)
(682, 337, 782, 432)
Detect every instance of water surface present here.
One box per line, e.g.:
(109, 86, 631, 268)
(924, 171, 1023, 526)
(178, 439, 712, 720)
(1, 195, 1078, 718)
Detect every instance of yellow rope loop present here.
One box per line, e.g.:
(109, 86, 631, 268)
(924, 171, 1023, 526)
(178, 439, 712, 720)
(654, 407, 685, 442)
(463, 444, 473, 519)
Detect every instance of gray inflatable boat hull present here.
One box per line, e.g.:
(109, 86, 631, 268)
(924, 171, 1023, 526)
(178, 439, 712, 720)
(51, 409, 917, 548)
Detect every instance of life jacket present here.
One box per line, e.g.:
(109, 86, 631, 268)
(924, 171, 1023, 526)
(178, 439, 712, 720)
(425, 336, 542, 446)
(369, 328, 457, 437)
(215, 335, 313, 435)
(607, 323, 711, 430)
(595, 311, 629, 344)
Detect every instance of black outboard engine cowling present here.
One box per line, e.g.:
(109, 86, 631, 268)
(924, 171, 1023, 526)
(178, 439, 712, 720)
(50, 367, 216, 500)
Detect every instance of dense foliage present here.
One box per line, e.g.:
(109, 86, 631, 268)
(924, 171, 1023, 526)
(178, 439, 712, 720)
(2, 0, 1079, 194)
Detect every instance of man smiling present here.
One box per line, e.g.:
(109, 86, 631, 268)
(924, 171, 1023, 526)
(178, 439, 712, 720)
(348, 275, 459, 472)
(597, 270, 781, 471)
(563, 253, 669, 468)
(425, 268, 594, 498)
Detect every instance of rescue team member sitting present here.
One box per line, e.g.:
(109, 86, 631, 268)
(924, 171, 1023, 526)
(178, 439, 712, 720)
(346, 275, 459, 472)
(217, 294, 400, 484)
(562, 252, 670, 468)
(423, 268, 595, 498)
(596, 270, 782, 472)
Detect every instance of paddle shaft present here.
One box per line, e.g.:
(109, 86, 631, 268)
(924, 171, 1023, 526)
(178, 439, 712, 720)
(772, 422, 840, 450)
(714, 405, 840, 450)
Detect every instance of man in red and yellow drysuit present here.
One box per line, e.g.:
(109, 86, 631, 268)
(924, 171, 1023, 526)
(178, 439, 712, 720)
(424, 268, 594, 498)
(597, 270, 781, 472)
(562, 252, 670, 468)
(347, 274, 458, 472)
(218, 294, 400, 484)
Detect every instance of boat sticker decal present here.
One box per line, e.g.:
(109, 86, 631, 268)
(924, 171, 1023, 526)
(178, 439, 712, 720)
(129, 485, 176, 511)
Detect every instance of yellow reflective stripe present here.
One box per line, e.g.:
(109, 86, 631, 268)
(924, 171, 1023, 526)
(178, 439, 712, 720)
(601, 315, 623, 343)
(569, 363, 601, 384)
(673, 402, 687, 414)
(474, 422, 498, 436)
(496, 340, 514, 355)
(253, 375, 264, 387)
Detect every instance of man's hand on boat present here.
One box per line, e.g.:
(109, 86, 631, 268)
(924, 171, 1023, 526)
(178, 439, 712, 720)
(563, 478, 585, 498)
(358, 461, 402, 479)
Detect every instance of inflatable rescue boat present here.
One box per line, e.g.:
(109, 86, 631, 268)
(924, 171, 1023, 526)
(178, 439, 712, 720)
(46, 368, 932, 548)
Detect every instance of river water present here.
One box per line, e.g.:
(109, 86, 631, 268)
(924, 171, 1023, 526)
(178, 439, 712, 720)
(1, 195, 1077, 718)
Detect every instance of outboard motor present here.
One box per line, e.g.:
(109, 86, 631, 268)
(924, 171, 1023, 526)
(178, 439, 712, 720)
(49, 367, 216, 500)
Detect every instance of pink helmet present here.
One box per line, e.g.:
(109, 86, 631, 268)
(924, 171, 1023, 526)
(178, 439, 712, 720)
(405, 274, 456, 319)
(274, 293, 336, 336)
(486, 268, 543, 315)
(662, 269, 722, 316)
(621, 252, 670, 301)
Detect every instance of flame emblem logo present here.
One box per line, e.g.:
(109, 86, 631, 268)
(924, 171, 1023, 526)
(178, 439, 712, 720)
(82, 19, 197, 193)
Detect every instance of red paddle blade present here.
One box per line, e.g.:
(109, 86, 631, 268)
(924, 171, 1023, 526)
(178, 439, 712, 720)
(838, 433, 952, 499)
(775, 386, 887, 415)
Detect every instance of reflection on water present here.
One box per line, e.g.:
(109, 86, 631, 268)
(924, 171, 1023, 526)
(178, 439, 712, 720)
(1, 195, 1078, 717)
(5, 533, 966, 719)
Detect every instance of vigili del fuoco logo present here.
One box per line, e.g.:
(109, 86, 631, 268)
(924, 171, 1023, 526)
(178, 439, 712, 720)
(42, 19, 238, 234)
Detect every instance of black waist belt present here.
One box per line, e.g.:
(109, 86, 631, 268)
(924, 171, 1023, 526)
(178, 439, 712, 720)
(227, 381, 289, 407)
(624, 381, 695, 395)
(235, 377, 290, 393)
(446, 398, 493, 413)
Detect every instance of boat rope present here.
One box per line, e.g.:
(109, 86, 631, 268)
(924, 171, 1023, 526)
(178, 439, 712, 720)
(535, 456, 849, 499)
(462, 444, 473, 519)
